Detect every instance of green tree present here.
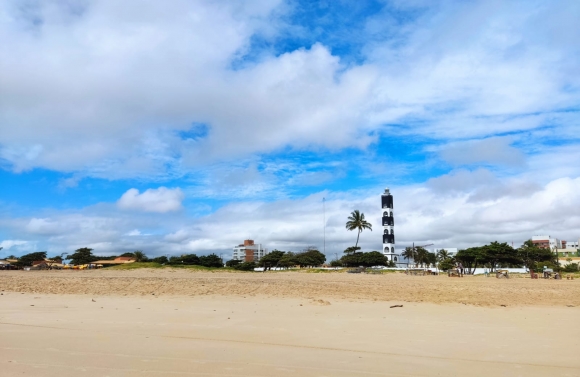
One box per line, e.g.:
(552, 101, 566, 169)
(517, 240, 555, 269)
(233, 262, 257, 271)
(294, 249, 326, 267)
(455, 247, 482, 274)
(120, 252, 135, 258)
(181, 254, 200, 265)
(345, 210, 372, 247)
(67, 248, 96, 265)
(14, 252, 47, 268)
(483, 241, 521, 271)
(225, 259, 241, 267)
(199, 254, 223, 268)
(401, 247, 416, 264)
(343, 246, 361, 255)
(277, 252, 297, 268)
(438, 258, 455, 271)
(436, 249, 450, 262)
(359, 251, 388, 267)
(258, 250, 285, 269)
(414, 247, 430, 267)
(152, 256, 168, 264)
(132, 250, 148, 262)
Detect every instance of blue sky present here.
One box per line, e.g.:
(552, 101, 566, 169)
(1, 0, 580, 258)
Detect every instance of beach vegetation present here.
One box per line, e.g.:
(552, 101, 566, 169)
(13, 251, 47, 268)
(226, 259, 241, 267)
(67, 247, 98, 265)
(233, 262, 257, 271)
(132, 250, 148, 262)
(152, 256, 168, 264)
(258, 250, 285, 269)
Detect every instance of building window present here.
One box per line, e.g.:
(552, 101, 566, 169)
(394, 256, 398, 262)
(391, 247, 394, 253)
(390, 229, 394, 235)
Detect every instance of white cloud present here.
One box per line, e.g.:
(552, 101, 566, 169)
(0, 240, 29, 251)
(1, 1, 577, 178)
(117, 187, 184, 213)
(439, 137, 525, 167)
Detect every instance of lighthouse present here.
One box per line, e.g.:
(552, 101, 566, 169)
(381, 188, 399, 264)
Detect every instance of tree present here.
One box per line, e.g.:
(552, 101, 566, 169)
(132, 250, 148, 262)
(343, 246, 361, 255)
(482, 242, 521, 271)
(438, 258, 455, 271)
(13, 252, 47, 268)
(345, 210, 372, 247)
(233, 262, 257, 271)
(199, 254, 223, 268)
(258, 250, 285, 269)
(152, 256, 168, 264)
(517, 240, 555, 269)
(181, 254, 200, 265)
(455, 247, 482, 274)
(401, 247, 416, 264)
(414, 247, 430, 267)
(294, 249, 326, 267)
(359, 251, 388, 267)
(436, 249, 450, 262)
(67, 248, 96, 265)
(49, 255, 63, 263)
(120, 252, 135, 257)
(277, 252, 297, 268)
(225, 259, 241, 267)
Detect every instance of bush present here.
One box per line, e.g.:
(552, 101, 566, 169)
(226, 259, 241, 267)
(152, 256, 168, 264)
(329, 260, 342, 267)
(562, 263, 579, 272)
(438, 258, 455, 272)
(199, 254, 223, 268)
(233, 262, 257, 271)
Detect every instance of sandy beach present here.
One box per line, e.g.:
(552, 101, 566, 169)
(1, 270, 579, 376)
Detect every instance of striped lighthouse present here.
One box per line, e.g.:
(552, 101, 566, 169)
(381, 188, 398, 263)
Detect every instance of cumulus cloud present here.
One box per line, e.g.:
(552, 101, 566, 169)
(117, 187, 184, 213)
(0, 1, 578, 178)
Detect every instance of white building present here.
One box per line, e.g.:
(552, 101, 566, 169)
(531, 235, 562, 249)
(232, 240, 268, 262)
(564, 240, 579, 250)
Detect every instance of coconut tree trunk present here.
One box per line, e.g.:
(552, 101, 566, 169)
(355, 229, 361, 247)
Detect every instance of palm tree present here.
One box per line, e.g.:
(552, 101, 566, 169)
(436, 249, 450, 262)
(401, 247, 416, 265)
(415, 247, 429, 267)
(345, 210, 372, 247)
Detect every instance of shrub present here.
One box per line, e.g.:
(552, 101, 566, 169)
(152, 256, 168, 264)
(226, 259, 241, 267)
(233, 262, 257, 271)
(562, 263, 579, 272)
(199, 254, 223, 268)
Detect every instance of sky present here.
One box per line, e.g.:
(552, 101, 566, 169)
(1, 0, 580, 259)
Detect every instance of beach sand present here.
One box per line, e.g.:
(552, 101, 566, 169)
(1, 269, 579, 376)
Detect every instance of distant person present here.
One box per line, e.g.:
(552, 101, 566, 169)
(458, 262, 464, 276)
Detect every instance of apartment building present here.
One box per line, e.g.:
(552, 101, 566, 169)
(232, 240, 268, 262)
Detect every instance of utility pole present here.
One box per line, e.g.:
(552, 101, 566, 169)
(323, 197, 326, 257)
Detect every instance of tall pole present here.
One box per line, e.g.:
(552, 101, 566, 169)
(323, 197, 326, 256)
